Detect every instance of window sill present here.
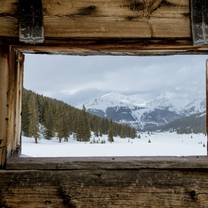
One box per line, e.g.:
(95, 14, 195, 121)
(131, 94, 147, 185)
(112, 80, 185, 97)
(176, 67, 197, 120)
(6, 156, 208, 170)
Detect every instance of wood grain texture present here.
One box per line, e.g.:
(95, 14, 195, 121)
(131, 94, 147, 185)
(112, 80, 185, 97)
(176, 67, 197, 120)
(12, 38, 208, 56)
(6, 157, 208, 170)
(4, 38, 207, 56)
(6, 48, 17, 159)
(1, 168, 208, 207)
(0, 46, 9, 167)
(3, 48, 23, 162)
(0, 0, 190, 38)
(12, 52, 24, 156)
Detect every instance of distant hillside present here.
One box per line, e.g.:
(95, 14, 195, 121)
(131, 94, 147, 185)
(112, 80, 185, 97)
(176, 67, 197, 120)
(22, 89, 137, 143)
(158, 112, 206, 134)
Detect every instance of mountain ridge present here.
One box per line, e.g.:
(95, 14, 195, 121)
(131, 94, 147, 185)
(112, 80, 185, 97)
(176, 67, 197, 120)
(79, 91, 205, 132)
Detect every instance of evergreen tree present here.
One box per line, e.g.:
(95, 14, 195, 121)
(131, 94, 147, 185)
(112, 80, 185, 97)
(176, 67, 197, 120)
(22, 90, 30, 136)
(43, 102, 54, 140)
(76, 107, 91, 141)
(22, 89, 138, 143)
(27, 94, 39, 143)
(108, 127, 114, 143)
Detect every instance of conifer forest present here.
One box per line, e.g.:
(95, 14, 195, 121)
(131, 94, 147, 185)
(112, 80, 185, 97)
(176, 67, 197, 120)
(22, 89, 137, 143)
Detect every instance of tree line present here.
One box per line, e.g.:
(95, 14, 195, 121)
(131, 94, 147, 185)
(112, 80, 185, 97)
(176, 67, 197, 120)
(159, 112, 206, 134)
(22, 89, 137, 143)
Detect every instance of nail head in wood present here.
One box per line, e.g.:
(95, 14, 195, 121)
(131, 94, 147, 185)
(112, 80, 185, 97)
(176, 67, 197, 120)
(19, 0, 44, 44)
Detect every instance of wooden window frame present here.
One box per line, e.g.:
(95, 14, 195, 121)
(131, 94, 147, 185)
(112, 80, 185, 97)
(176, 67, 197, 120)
(0, 42, 208, 170)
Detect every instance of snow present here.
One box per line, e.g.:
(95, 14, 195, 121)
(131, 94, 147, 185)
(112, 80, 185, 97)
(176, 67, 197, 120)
(84, 91, 205, 115)
(21, 132, 207, 157)
(84, 92, 139, 111)
(184, 99, 205, 115)
(81, 91, 205, 130)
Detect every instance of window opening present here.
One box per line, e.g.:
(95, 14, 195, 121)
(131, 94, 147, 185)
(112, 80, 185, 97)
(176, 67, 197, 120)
(21, 54, 207, 157)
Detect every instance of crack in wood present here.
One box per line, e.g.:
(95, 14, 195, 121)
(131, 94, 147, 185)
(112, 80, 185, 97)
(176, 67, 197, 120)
(0, 13, 16, 18)
(77, 5, 96, 16)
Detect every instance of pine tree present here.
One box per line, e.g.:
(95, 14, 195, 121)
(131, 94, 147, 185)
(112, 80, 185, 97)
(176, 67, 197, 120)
(108, 127, 114, 143)
(76, 107, 91, 142)
(22, 89, 139, 143)
(27, 94, 39, 143)
(130, 128, 136, 139)
(22, 90, 30, 137)
(42, 102, 54, 139)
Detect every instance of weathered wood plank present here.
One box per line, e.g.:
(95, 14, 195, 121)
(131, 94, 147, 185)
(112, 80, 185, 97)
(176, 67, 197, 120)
(0, 46, 9, 167)
(12, 52, 24, 155)
(43, 0, 189, 17)
(6, 157, 208, 170)
(6, 48, 17, 158)
(0, 0, 190, 39)
(44, 15, 190, 38)
(5, 48, 23, 160)
(12, 38, 208, 56)
(1, 169, 208, 207)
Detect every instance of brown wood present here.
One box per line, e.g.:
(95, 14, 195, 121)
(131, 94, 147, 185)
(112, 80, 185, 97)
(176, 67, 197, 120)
(0, 46, 22, 167)
(19, 0, 44, 43)
(4, 48, 23, 162)
(12, 52, 24, 155)
(12, 38, 208, 57)
(1, 168, 208, 207)
(0, 46, 9, 167)
(0, 0, 190, 39)
(6, 156, 208, 170)
(0, 1, 208, 207)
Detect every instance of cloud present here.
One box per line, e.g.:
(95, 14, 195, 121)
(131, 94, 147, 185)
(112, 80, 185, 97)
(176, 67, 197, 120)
(24, 54, 206, 104)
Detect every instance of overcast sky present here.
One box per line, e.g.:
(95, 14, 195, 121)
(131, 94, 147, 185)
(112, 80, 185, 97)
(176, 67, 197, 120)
(24, 54, 207, 105)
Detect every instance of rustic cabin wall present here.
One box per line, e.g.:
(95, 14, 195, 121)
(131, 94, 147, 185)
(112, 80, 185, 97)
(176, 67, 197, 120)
(1, 0, 208, 208)
(1, 166, 208, 208)
(0, 0, 190, 39)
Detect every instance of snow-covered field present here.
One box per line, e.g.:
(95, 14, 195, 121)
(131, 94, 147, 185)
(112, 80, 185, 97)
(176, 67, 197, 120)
(21, 132, 207, 157)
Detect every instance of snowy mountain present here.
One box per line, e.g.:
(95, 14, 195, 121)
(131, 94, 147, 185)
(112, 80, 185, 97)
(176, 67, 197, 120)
(183, 99, 205, 116)
(81, 91, 205, 132)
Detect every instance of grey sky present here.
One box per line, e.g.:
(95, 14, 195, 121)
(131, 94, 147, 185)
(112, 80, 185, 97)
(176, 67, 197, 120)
(24, 54, 207, 105)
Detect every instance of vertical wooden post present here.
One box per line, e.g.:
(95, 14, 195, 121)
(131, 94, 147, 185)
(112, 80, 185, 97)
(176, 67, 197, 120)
(13, 52, 24, 155)
(0, 46, 23, 168)
(6, 48, 24, 159)
(0, 46, 9, 167)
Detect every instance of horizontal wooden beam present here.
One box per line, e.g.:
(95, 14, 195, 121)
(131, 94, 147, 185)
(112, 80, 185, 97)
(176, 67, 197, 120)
(1, 168, 208, 207)
(0, 0, 190, 39)
(6, 156, 208, 170)
(9, 39, 208, 56)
